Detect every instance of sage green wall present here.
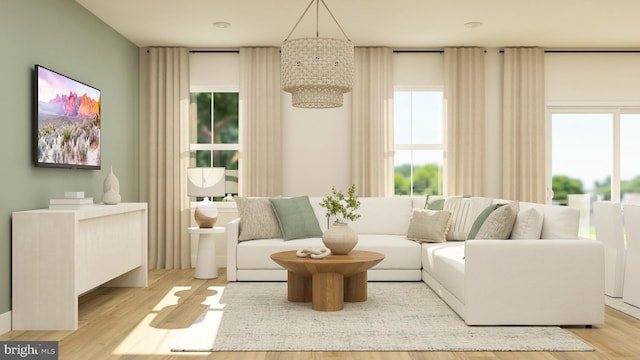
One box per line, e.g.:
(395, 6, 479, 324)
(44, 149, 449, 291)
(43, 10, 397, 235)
(0, 0, 139, 318)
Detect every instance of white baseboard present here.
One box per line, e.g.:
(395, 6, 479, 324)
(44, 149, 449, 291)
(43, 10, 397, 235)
(0, 310, 11, 335)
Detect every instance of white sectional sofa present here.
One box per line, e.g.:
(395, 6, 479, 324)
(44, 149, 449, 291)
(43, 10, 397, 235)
(226, 196, 605, 326)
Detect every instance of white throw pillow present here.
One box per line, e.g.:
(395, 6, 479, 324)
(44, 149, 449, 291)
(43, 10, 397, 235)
(510, 207, 544, 239)
(235, 197, 282, 241)
(539, 205, 580, 239)
(444, 197, 493, 240)
(406, 208, 452, 243)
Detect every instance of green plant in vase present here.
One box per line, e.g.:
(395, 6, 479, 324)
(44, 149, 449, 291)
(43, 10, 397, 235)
(319, 184, 361, 225)
(319, 184, 361, 255)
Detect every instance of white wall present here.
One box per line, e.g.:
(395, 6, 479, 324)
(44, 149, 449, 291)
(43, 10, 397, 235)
(281, 93, 352, 196)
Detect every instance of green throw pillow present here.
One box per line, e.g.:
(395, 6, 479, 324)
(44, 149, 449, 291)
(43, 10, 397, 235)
(269, 196, 323, 240)
(425, 195, 471, 210)
(425, 195, 447, 210)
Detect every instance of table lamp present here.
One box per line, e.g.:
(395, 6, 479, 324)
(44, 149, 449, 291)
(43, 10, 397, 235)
(187, 167, 226, 228)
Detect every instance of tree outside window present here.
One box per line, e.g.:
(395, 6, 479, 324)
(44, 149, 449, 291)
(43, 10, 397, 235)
(190, 92, 239, 197)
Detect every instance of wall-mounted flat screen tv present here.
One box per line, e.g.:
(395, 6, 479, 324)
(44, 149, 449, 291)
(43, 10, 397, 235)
(34, 65, 101, 169)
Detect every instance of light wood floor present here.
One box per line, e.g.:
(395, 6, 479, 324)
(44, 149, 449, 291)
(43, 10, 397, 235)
(2, 268, 640, 360)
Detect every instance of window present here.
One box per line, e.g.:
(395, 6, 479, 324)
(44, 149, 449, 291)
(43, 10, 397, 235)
(549, 107, 640, 238)
(189, 92, 239, 197)
(393, 89, 444, 196)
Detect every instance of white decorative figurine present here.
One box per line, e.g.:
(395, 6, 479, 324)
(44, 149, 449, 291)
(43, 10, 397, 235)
(103, 166, 121, 205)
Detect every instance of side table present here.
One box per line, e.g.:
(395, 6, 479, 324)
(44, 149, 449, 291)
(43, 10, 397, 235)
(188, 226, 225, 279)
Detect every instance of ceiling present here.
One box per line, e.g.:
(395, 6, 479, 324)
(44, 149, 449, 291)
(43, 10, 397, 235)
(76, 0, 640, 49)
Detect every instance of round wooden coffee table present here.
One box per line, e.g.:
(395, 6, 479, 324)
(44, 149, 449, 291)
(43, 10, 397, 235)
(270, 250, 384, 311)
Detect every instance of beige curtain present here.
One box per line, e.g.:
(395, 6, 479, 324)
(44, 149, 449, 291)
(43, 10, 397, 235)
(351, 47, 394, 197)
(444, 47, 486, 196)
(239, 47, 282, 197)
(502, 47, 546, 203)
(146, 48, 191, 269)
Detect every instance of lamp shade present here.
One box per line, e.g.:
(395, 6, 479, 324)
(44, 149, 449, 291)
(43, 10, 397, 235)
(281, 37, 354, 108)
(187, 167, 226, 198)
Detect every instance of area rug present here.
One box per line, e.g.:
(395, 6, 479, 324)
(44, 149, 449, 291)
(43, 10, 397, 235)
(605, 296, 640, 320)
(172, 282, 593, 352)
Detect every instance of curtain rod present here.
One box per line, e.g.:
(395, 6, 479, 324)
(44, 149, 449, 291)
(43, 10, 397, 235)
(393, 50, 443, 53)
(191, 49, 640, 53)
(395, 49, 640, 54)
(180, 49, 640, 54)
(544, 50, 640, 53)
(189, 50, 240, 53)
(497, 49, 640, 53)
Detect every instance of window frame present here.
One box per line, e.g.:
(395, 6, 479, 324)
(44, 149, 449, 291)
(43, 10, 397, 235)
(546, 104, 640, 204)
(189, 86, 240, 196)
(393, 85, 445, 197)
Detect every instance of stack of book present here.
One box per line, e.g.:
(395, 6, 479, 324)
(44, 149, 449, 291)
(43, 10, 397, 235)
(49, 193, 94, 210)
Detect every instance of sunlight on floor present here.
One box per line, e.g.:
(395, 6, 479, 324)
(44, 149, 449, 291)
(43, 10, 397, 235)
(112, 285, 226, 355)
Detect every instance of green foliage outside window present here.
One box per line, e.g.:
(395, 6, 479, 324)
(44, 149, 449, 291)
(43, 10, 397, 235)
(552, 175, 585, 204)
(394, 163, 441, 196)
(552, 174, 640, 203)
(592, 175, 640, 202)
(191, 92, 239, 170)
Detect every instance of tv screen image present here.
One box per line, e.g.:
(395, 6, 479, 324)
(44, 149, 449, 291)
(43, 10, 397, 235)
(34, 65, 101, 169)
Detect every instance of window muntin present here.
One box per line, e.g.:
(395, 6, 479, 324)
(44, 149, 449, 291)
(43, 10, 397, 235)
(620, 113, 640, 203)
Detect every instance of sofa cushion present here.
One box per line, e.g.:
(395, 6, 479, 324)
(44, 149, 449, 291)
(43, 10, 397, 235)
(422, 243, 466, 303)
(237, 237, 325, 269)
(468, 202, 519, 240)
(348, 197, 413, 235)
(406, 209, 452, 243)
(235, 197, 282, 241)
(444, 197, 493, 240)
(519, 202, 580, 239)
(237, 234, 421, 270)
(353, 235, 422, 269)
(270, 196, 323, 240)
(510, 206, 544, 239)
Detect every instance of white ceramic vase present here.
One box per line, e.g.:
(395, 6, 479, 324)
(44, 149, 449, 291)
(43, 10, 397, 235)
(322, 223, 359, 255)
(102, 166, 121, 205)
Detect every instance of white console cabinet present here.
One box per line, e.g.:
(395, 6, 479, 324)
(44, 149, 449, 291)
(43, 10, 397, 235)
(12, 202, 148, 330)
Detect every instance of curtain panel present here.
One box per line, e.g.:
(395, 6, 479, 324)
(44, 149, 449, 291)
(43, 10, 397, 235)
(147, 47, 191, 269)
(443, 47, 486, 196)
(502, 47, 546, 203)
(239, 47, 282, 197)
(351, 47, 394, 197)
